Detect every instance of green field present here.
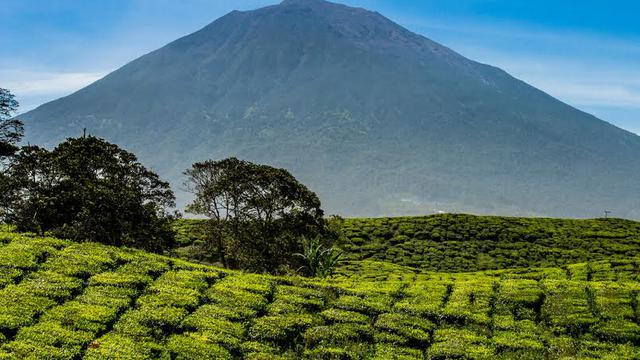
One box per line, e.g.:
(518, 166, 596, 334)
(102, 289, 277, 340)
(173, 214, 640, 272)
(338, 215, 640, 272)
(1, 217, 640, 359)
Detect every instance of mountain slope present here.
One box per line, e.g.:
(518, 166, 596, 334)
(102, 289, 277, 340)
(20, 0, 640, 217)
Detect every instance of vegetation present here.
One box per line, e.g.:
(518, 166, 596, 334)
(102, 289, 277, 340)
(295, 236, 343, 278)
(1, 68, 638, 360)
(0, 89, 24, 219)
(0, 88, 23, 159)
(2, 136, 176, 252)
(337, 214, 640, 272)
(0, 228, 639, 359)
(172, 214, 640, 273)
(184, 157, 330, 273)
(2, 84, 639, 358)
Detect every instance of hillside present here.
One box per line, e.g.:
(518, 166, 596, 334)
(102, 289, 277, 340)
(338, 214, 640, 272)
(173, 214, 640, 272)
(0, 227, 639, 359)
(19, 0, 640, 218)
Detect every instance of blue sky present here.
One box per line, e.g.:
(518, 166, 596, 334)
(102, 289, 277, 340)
(1, 0, 639, 134)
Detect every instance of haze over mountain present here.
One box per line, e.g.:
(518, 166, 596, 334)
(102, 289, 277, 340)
(20, 0, 640, 218)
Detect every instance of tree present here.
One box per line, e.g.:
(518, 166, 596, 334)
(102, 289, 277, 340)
(0, 88, 24, 218)
(184, 157, 328, 272)
(5, 135, 176, 252)
(0, 88, 24, 158)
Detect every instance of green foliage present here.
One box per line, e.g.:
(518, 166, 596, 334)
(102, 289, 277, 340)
(4, 136, 176, 252)
(333, 294, 393, 316)
(304, 322, 374, 347)
(250, 314, 319, 343)
(0, 226, 638, 359)
(0, 88, 23, 161)
(183, 157, 328, 272)
(296, 236, 343, 278)
(320, 308, 370, 324)
(166, 332, 232, 360)
(428, 328, 494, 359)
(374, 313, 434, 346)
(337, 214, 640, 272)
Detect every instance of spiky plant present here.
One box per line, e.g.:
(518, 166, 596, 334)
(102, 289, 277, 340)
(295, 236, 342, 278)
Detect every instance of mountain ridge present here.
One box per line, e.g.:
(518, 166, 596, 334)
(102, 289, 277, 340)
(20, 0, 640, 218)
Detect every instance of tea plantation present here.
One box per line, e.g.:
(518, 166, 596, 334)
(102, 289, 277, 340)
(338, 214, 640, 272)
(1, 224, 640, 359)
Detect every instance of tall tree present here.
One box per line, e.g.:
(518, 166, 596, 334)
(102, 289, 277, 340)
(184, 157, 327, 272)
(0, 88, 24, 218)
(5, 136, 176, 252)
(0, 88, 23, 158)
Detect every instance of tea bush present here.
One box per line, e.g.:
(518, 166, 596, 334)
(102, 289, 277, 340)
(0, 226, 639, 359)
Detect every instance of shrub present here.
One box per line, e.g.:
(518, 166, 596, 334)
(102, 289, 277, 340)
(592, 319, 640, 343)
(89, 272, 152, 289)
(166, 332, 232, 360)
(304, 323, 374, 346)
(295, 236, 343, 278)
(12, 321, 93, 354)
(84, 334, 166, 360)
(333, 294, 392, 316)
(428, 328, 494, 359)
(181, 315, 245, 338)
(40, 302, 119, 333)
(114, 306, 187, 338)
(249, 314, 319, 343)
(207, 287, 269, 312)
(372, 344, 423, 360)
(75, 285, 137, 309)
(185, 303, 253, 322)
(374, 313, 433, 345)
(320, 308, 370, 324)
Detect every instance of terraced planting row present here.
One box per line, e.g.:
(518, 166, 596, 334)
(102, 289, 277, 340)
(0, 229, 639, 359)
(339, 215, 640, 272)
(335, 258, 640, 283)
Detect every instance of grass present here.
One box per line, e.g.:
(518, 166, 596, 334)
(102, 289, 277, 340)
(0, 225, 640, 359)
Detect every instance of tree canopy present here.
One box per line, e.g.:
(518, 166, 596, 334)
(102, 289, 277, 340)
(184, 157, 328, 272)
(0, 88, 23, 158)
(4, 135, 176, 252)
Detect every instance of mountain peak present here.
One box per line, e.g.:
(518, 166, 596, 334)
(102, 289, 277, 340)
(20, 0, 640, 218)
(280, 0, 329, 5)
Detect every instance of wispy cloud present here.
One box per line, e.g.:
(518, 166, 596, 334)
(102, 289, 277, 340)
(1, 69, 105, 96)
(0, 69, 106, 112)
(460, 53, 640, 109)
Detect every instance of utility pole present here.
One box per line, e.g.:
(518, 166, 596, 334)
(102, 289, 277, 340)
(604, 210, 611, 218)
(83, 128, 87, 138)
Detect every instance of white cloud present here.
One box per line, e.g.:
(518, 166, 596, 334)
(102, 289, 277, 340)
(462, 54, 640, 109)
(0, 69, 105, 96)
(0, 69, 106, 112)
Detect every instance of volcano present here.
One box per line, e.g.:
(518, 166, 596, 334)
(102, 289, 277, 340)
(20, 0, 640, 218)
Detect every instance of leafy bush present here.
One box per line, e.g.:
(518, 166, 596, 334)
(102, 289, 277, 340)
(337, 215, 640, 272)
(249, 314, 319, 343)
(0, 227, 638, 359)
(166, 332, 232, 360)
